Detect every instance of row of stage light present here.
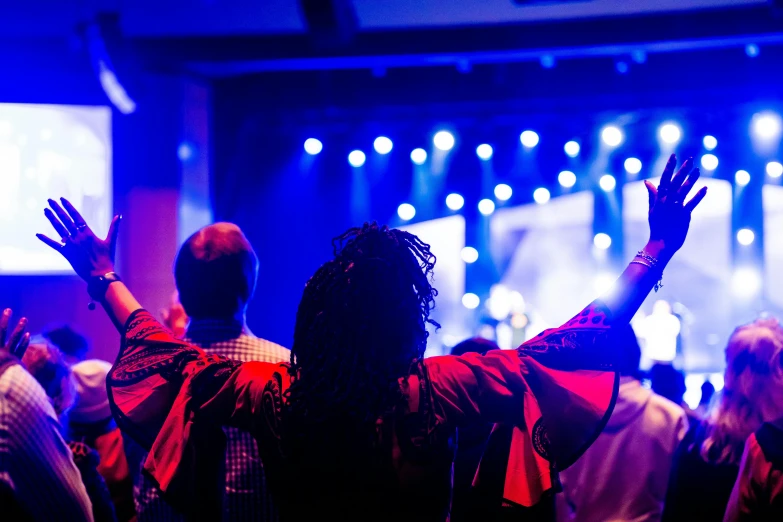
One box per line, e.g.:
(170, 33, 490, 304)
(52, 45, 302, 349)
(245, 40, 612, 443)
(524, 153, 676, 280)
(302, 113, 780, 310)
(302, 113, 783, 202)
(303, 111, 782, 165)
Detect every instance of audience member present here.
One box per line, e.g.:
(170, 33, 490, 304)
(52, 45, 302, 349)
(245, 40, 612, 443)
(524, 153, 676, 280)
(22, 343, 118, 522)
(449, 337, 500, 522)
(37, 155, 707, 521)
(663, 318, 783, 521)
(0, 308, 94, 522)
(556, 324, 688, 522)
(724, 418, 783, 521)
(133, 223, 289, 522)
(69, 360, 135, 522)
(650, 362, 700, 424)
(649, 363, 687, 406)
(43, 324, 89, 365)
(695, 380, 716, 419)
(21, 340, 76, 416)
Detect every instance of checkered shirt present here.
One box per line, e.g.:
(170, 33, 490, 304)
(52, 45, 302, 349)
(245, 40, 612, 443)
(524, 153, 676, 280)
(0, 363, 94, 521)
(135, 319, 290, 522)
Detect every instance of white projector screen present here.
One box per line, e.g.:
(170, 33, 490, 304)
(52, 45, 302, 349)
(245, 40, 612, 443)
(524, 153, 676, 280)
(0, 103, 112, 274)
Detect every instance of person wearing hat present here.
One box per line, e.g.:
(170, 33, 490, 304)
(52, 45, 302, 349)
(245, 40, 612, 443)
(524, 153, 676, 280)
(70, 360, 135, 522)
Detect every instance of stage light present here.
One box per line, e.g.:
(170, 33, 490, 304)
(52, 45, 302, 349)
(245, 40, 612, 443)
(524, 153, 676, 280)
(478, 198, 495, 216)
(703, 135, 718, 151)
(737, 228, 755, 246)
(511, 313, 528, 329)
(510, 291, 525, 313)
(735, 170, 751, 186)
(461, 246, 479, 264)
(558, 170, 576, 188)
(746, 44, 760, 58)
(476, 144, 493, 160)
(701, 154, 719, 171)
(462, 293, 480, 310)
(397, 203, 416, 221)
(752, 112, 782, 140)
(303, 138, 322, 155)
(594, 233, 612, 250)
(732, 268, 761, 299)
(410, 148, 427, 165)
(177, 142, 194, 162)
(599, 174, 617, 192)
(659, 123, 682, 144)
(95, 60, 137, 114)
(624, 157, 642, 174)
(433, 131, 455, 151)
(601, 125, 623, 147)
(632, 50, 647, 64)
(533, 187, 550, 204)
(494, 183, 513, 201)
(540, 55, 555, 69)
(564, 141, 580, 157)
(767, 161, 783, 178)
(520, 130, 540, 148)
(615, 61, 629, 74)
(373, 136, 393, 154)
(348, 150, 366, 167)
(445, 193, 464, 211)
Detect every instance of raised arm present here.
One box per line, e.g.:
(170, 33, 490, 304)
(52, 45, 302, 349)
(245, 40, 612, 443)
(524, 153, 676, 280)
(428, 154, 706, 428)
(424, 155, 706, 508)
(601, 154, 706, 322)
(36, 198, 139, 330)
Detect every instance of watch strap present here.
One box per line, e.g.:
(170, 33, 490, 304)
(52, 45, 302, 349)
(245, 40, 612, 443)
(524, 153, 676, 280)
(87, 272, 122, 302)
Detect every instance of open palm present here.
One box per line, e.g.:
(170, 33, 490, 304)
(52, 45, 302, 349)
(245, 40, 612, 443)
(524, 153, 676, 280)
(37, 198, 121, 281)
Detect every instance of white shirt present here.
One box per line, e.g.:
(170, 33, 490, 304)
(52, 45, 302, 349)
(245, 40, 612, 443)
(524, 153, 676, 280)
(0, 364, 93, 521)
(557, 378, 688, 522)
(640, 312, 681, 362)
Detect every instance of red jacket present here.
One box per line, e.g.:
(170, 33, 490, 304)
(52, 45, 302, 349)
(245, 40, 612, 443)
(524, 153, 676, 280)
(724, 419, 783, 521)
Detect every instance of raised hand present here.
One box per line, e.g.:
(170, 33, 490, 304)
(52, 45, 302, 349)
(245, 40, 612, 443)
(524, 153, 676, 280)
(0, 308, 31, 360)
(37, 198, 121, 281)
(643, 154, 708, 258)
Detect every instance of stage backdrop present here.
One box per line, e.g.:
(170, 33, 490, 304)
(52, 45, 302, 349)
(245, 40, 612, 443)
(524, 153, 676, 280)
(401, 215, 466, 357)
(489, 191, 598, 337)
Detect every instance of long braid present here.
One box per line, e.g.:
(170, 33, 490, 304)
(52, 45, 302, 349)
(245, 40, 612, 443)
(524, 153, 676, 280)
(284, 223, 439, 439)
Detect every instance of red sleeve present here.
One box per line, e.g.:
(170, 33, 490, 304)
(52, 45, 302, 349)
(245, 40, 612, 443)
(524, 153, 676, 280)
(724, 435, 761, 522)
(107, 310, 281, 518)
(425, 300, 619, 508)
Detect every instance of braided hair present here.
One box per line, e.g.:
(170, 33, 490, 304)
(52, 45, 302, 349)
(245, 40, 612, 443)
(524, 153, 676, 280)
(285, 223, 439, 434)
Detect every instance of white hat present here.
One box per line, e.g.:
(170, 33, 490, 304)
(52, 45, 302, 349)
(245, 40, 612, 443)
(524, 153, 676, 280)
(70, 359, 113, 424)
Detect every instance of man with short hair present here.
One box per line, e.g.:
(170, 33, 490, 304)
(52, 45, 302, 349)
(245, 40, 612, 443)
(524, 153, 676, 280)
(134, 223, 289, 522)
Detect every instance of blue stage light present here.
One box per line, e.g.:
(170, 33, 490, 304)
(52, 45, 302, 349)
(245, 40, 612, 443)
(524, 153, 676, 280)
(348, 150, 366, 167)
(397, 203, 416, 221)
(434, 131, 455, 151)
(446, 193, 464, 211)
(373, 136, 393, 154)
(520, 130, 540, 148)
(410, 148, 427, 165)
(476, 144, 493, 160)
(304, 138, 323, 155)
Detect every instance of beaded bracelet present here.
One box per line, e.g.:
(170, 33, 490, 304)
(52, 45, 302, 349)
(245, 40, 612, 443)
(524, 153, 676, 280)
(632, 250, 664, 292)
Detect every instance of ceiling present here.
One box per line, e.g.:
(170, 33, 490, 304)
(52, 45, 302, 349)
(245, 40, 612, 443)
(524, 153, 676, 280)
(0, 0, 768, 38)
(1, 0, 779, 79)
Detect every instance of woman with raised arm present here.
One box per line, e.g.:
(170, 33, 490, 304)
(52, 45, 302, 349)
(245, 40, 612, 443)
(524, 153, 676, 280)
(38, 155, 706, 522)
